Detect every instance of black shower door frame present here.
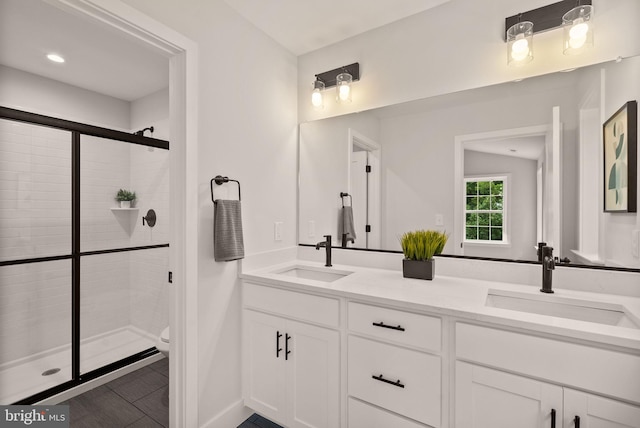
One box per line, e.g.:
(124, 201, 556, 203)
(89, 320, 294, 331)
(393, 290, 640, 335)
(0, 106, 169, 404)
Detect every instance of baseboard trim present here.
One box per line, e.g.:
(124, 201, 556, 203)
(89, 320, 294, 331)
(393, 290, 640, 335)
(200, 399, 252, 428)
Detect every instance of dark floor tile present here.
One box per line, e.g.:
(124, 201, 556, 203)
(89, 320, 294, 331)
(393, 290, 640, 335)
(108, 367, 168, 402)
(238, 414, 283, 428)
(66, 386, 145, 427)
(126, 415, 165, 428)
(237, 422, 261, 428)
(254, 415, 284, 428)
(132, 385, 169, 427)
(147, 358, 169, 378)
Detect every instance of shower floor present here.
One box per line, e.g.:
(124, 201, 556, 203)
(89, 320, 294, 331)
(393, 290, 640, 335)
(0, 327, 155, 404)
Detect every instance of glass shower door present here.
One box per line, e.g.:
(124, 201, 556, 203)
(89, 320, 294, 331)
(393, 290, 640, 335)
(0, 119, 73, 404)
(79, 135, 169, 374)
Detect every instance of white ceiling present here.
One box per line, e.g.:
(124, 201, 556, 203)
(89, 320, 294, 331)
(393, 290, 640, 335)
(223, 0, 451, 56)
(0, 0, 169, 102)
(466, 136, 545, 161)
(0, 0, 448, 102)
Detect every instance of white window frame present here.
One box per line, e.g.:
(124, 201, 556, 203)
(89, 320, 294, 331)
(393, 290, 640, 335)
(463, 174, 510, 246)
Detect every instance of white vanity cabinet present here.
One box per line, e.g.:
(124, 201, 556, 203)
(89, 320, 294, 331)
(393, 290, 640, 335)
(346, 301, 443, 428)
(242, 283, 341, 428)
(455, 323, 640, 428)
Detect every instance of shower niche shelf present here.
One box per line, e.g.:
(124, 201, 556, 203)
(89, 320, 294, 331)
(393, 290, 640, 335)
(111, 207, 139, 235)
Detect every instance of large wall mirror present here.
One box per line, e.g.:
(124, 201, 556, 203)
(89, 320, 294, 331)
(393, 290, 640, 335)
(299, 55, 640, 270)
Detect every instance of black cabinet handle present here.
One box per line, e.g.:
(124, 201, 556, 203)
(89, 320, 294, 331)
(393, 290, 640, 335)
(372, 374, 405, 388)
(285, 333, 291, 360)
(276, 331, 283, 358)
(551, 409, 556, 428)
(372, 321, 405, 332)
(574, 416, 580, 428)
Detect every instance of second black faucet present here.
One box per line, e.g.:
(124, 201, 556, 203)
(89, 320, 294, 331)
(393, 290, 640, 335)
(316, 235, 332, 267)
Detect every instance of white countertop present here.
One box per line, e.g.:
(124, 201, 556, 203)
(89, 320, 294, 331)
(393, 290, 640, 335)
(240, 260, 640, 351)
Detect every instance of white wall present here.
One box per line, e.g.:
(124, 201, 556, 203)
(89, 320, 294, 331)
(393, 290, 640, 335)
(298, 0, 640, 123)
(299, 114, 379, 245)
(0, 65, 130, 130)
(464, 151, 538, 260)
(119, 1, 298, 426)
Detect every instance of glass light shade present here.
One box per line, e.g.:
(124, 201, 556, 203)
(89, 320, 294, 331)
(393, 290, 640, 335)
(336, 72, 352, 103)
(562, 5, 593, 55)
(311, 80, 325, 109)
(507, 21, 533, 66)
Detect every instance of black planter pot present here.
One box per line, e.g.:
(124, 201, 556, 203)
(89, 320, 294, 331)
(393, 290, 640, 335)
(402, 258, 435, 280)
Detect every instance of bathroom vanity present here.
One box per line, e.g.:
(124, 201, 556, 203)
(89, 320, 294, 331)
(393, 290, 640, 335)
(240, 257, 640, 428)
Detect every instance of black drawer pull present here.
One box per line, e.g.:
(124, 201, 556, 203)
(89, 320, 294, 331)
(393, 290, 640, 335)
(276, 331, 283, 358)
(372, 321, 405, 331)
(285, 333, 291, 360)
(551, 409, 556, 428)
(574, 416, 580, 428)
(372, 374, 405, 388)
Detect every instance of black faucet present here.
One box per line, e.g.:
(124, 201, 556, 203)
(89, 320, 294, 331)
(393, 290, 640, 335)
(540, 246, 555, 293)
(316, 235, 332, 267)
(536, 242, 547, 262)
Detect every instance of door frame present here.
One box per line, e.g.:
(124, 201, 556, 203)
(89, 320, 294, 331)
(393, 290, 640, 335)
(347, 128, 381, 248)
(45, 1, 199, 426)
(454, 125, 549, 256)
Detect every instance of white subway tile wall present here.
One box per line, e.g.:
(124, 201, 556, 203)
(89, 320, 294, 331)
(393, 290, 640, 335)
(0, 119, 169, 371)
(0, 119, 71, 261)
(0, 260, 72, 364)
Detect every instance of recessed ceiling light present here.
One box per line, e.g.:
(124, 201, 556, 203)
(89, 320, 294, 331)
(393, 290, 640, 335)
(47, 54, 65, 63)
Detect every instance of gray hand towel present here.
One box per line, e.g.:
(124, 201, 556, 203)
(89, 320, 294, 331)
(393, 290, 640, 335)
(339, 206, 356, 243)
(214, 199, 245, 261)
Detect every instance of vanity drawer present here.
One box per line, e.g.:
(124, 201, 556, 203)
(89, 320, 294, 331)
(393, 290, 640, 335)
(348, 397, 426, 428)
(348, 301, 441, 352)
(243, 282, 339, 328)
(348, 335, 441, 427)
(456, 323, 640, 404)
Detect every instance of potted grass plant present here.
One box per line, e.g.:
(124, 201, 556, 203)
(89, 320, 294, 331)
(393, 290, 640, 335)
(116, 188, 136, 208)
(400, 229, 448, 280)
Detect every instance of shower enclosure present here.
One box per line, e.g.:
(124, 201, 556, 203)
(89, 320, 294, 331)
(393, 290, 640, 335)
(0, 107, 170, 404)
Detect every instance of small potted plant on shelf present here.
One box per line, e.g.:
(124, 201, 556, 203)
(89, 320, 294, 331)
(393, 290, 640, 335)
(400, 229, 448, 280)
(116, 189, 136, 208)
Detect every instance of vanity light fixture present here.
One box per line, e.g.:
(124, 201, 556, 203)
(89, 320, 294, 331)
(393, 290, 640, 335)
(507, 19, 534, 66)
(504, 0, 593, 65)
(311, 79, 325, 109)
(336, 72, 353, 103)
(562, 2, 593, 55)
(311, 63, 360, 106)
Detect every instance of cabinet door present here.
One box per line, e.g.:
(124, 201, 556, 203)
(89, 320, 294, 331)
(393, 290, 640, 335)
(286, 319, 340, 428)
(455, 362, 563, 428)
(564, 389, 640, 428)
(243, 310, 287, 423)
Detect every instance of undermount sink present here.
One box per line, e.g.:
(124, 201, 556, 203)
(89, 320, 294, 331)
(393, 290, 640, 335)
(485, 289, 640, 329)
(272, 265, 353, 283)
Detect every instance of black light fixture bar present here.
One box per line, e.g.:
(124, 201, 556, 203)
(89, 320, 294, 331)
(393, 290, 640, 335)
(504, 0, 592, 41)
(315, 62, 360, 88)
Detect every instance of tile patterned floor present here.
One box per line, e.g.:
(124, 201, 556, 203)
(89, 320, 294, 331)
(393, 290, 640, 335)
(61, 357, 281, 427)
(237, 413, 284, 428)
(61, 358, 169, 427)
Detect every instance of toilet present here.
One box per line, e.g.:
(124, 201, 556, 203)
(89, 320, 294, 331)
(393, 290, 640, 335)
(156, 326, 170, 358)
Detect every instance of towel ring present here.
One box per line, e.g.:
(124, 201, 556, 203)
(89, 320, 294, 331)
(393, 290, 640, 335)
(340, 192, 352, 207)
(211, 175, 241, 203)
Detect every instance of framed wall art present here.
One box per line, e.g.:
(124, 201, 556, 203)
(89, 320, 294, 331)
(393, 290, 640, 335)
(603, 100, 637, 213)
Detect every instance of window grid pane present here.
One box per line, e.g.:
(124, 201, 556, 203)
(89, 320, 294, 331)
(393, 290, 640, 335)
(464, 178, 505, 243)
